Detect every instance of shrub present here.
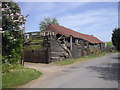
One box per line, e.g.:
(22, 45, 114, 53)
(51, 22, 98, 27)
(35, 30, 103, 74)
(2, 2, 26, 63)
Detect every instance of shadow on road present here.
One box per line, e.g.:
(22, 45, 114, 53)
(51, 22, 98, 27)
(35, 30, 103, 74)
(112, 56, 120, 60)
(87, 55, 120, 81)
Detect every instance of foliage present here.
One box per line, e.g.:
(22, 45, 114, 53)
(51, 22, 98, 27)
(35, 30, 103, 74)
(25, 38, 44, 50)
(30, 38, 43, 44)
(39, 17, 59, 31)
(106, 42, 113, 46)
(2, 2, 26, 63)
(112, 28, 120, 51)
(25, 45, 44, 51)
(2, 65, 42, 88)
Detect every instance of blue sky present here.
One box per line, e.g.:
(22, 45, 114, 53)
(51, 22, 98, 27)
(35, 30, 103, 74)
(18, 2, 118, 42)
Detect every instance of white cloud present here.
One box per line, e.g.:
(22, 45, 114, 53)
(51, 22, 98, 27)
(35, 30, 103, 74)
(18, 2, 117, 41)
(59, 8, 117, 27)
(58, 8, 117, 41)
(21, 2, 88, 16)
(21, 2, 89, 26)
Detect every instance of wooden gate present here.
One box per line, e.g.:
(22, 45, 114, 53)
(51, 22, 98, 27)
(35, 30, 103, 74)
(23, 31, 52, 63)
(23, 49, 50, 63)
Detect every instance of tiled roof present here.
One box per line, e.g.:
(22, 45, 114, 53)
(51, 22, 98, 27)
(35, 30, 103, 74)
(46, 24, 103, 44)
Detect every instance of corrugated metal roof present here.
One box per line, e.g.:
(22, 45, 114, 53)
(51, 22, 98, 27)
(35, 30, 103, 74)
(46, 24, 103, 44)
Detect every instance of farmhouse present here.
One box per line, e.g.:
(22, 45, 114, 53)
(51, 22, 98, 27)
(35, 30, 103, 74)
(23, 24, 105, 63)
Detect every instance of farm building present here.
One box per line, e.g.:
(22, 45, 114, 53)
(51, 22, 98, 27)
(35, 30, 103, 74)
(23, 24, 105, 63)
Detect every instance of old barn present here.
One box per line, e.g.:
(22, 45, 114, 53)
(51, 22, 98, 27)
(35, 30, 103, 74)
(23, 24, 105, 63)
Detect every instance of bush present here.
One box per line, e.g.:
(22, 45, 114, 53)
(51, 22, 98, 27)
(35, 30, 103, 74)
(112, 28, 120, 51)
(2, 2, 26, 63)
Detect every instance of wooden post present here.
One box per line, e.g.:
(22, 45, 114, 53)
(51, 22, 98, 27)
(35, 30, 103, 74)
(70, 36, 72, 51)
(76, 38, 78, 45)
(29, 33, 32, 40)
(46, 47, 50, 64)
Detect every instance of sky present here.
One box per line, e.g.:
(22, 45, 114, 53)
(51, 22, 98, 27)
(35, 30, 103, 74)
(17, 2, 118, 42)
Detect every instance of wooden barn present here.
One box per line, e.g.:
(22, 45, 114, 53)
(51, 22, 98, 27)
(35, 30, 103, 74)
(23, 24, 105, 63)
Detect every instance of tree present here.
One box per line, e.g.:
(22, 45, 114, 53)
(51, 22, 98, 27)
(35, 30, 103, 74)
(39, 17, 59, 31)
(2, 2, 26, 63)
(112, 28, 120, 51)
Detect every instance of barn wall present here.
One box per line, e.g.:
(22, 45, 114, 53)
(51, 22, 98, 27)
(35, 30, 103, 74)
(23, 31, 106, 63)
(71, 43, 79, 58)
(23, 49, 47, 63)
(50, 36, 69, 62)
(23, 34, 50, 63)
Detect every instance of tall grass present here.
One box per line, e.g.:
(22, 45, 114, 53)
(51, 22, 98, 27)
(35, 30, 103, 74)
(54, 53, 106, 66)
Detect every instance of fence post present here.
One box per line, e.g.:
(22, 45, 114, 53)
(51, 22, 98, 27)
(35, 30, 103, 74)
(20, 51, 24, 66)
(70, 36, 73, 51)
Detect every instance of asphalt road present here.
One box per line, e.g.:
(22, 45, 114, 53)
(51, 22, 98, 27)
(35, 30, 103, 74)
(21, 53, 119, 88)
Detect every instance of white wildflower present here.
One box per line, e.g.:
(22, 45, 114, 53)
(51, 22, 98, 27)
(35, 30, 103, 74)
(13, 20, 19, 22)
(10, 13, 14, 19)
(16, 12, 20, 16)
(0, 28, 3, 30)
(10, 37, 13, 40)
(0, 3, 1, 7)
(8, 55, 12, 57)
(18, 26, 23, 30)
(13, 39, 17, 41)
(2, 8, 5, 11)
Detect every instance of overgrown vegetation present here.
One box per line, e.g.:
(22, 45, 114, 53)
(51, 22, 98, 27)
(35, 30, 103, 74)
(1, 2, 43, 88)
(106, 42, 113, 46)
(25, 38, 44, 50)
(54, 53, 106, 66)
(2, 2, 26, 63)
(25, 45, 44, 50)
(29, 39, 43, 44)
(112, 28, 120, 51)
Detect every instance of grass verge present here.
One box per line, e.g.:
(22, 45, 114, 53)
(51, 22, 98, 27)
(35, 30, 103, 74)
(105, 42, 113, 46)
(2, 64, 42, 88)
(54, 53, 107, 66)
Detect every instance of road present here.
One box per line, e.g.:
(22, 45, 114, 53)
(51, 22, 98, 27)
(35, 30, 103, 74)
(21, 53, 119, 88)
